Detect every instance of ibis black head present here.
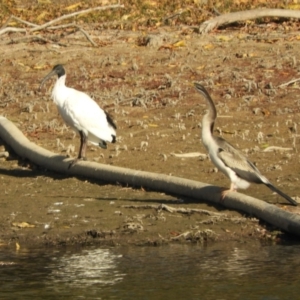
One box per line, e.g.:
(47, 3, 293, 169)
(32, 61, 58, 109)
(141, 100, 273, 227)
(39, 64, 66, 91)
(52, 64, 65, 78)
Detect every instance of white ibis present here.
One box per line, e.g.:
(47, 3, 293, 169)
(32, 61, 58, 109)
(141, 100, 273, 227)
(194, 82, 298, 206)
(39, 64, 117, 167)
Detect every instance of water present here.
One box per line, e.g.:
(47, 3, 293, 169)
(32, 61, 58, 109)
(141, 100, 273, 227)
(1, 242, 300, 300)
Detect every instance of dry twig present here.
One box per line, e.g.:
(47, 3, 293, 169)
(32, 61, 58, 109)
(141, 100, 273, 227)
(8, 35, 67, 47)
(122, 203, 226, 217)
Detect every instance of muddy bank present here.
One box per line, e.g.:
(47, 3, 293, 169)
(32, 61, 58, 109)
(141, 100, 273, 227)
(0, 152, 295, 248)
(1, 26, 300, 247)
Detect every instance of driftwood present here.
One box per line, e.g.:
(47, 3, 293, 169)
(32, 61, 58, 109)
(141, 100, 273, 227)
(0, 4, 124, 46)
(0, 116, 300, 237)
(199, 8, 300, 34)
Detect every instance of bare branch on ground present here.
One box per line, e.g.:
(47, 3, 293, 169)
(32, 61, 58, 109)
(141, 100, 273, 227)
(278, 77, 300, 88)
(199, 8, 300, 34)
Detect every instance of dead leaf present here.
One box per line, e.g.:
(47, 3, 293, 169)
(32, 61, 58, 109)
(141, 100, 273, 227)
(203, 43, 214, 50)
(145, 0, 158, 6)
(158, 44, 175, 51)
(122, 14, 132, 21)
(170, 231, 181, 236)
(261, 108, 270, 117)
(173, 40, 185, 47)
(36, 11, 48, 22)
(159, 40, 185, 51)
(7, 21, 18, 26)
(215, 35, 233, 42)
(17, 62, 31, 71)
(237, 34, 248, 40)
(12, 222, 36, 228)
(37, 0, 51, 3)
(64, 2, 82, 11)
(222, 130, 235, 134)
(33, 63, 48, 70)
(287, 4, 300, 10)
(16, 242, 20, 251)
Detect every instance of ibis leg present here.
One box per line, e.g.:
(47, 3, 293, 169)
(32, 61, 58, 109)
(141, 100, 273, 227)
(68, 131, 87, 169)
(78, 131, 87, 159)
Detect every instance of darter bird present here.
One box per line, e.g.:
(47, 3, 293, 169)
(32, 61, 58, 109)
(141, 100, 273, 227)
(194, 82, 297, 206)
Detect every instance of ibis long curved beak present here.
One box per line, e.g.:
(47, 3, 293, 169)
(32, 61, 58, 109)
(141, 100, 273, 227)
(39, 69, 57, 91)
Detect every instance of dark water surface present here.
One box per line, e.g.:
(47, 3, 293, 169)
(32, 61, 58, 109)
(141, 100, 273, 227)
(0, 242, 299, 300)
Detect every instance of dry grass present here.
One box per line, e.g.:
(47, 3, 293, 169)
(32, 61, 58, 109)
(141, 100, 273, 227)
(0, 0, 288, 30)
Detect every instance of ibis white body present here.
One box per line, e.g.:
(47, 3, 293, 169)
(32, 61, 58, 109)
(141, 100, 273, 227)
(52, 75, 116, 146)
(40, 64, 116, 166)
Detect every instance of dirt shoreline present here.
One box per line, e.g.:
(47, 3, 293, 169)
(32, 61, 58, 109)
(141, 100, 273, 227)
(0, 174, 286, 249)
(1, 26, 300, 247)
(0, 149, 295, 248)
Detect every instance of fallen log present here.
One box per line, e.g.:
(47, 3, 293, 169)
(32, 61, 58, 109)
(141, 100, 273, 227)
(0, 116, 299, 236)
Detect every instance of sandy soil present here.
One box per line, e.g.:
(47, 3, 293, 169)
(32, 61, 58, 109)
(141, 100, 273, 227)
(0, 25, 300, 247)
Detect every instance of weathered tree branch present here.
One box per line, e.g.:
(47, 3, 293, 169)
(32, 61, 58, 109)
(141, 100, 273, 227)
(29, 4, 124, 32)
(199, 8, 300, 34)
